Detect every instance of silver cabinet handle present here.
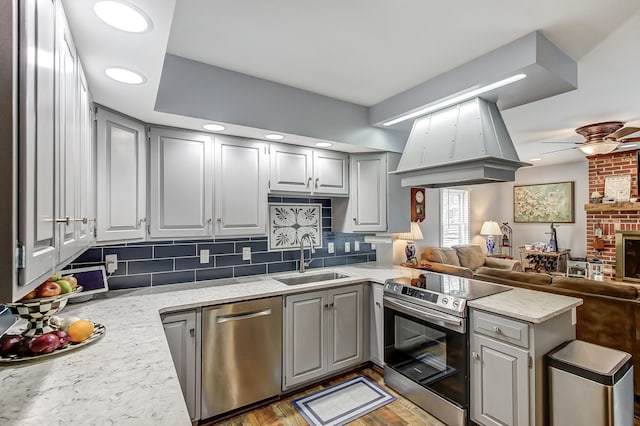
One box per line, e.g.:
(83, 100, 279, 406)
(493, 326, 502, 335)
(55, 217, 70, 225)
(307, 177, 312, 187)
(137, 218, 147, 228)
(216, 217, 222, 222)
(216, 308, 272, 323)
(189, 328, 195, 337)
(315, 178, 319, 188)
(375, 301, 381, 308)
(472, 352, 480, 360)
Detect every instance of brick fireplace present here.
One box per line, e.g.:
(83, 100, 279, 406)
(586, 150, 640, 279)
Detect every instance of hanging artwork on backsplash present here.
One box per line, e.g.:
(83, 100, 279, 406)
(268, 203, 322, 251)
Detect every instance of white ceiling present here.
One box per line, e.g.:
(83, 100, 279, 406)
(63, 0, 640, 164)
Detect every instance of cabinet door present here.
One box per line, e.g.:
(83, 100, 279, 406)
(312, 150, 348, 195)
(95, 108, 147, 242)
(269, 144, 313, 193)
(19, 0, 58, 289)
(76, 62, 94, 249)
(56, 7, 80, 262)
(328, 285, 363, 372)
(369, 283, 384, 366)
(471, 333, 529, 426)
(162, 311, 198, 421)
(351, 153, 387, 232)
(213, 136, 267, 236)
(149, 127, 213, 239)
(284, 291, 328, 388)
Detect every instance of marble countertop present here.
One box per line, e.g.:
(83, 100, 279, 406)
(0, 264, 581, 425)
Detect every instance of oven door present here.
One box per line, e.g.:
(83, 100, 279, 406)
(383, 296, 468, 410)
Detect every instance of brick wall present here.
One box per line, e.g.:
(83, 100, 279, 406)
(587, 150, 640, 278)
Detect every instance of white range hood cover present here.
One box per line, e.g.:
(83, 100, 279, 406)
(391, 98, 531, 187)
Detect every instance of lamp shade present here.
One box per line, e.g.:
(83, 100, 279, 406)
(397, 222, 424, 241)
(480, 221, 501, 236)
(579, 141, 619, 155)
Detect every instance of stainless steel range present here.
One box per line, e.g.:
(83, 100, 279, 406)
(383, 272, 510, 426)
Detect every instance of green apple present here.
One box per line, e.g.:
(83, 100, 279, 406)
(57, 279, 72, 294)
(50, 273, 59, 281)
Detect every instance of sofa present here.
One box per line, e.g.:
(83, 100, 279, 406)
(472, 266, 640, 404)
(419, 245, 521, 278)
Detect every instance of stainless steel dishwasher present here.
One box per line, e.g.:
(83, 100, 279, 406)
(200, 296, 282, 419)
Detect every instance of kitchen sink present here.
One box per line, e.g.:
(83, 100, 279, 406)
(275, 272, 350, 286)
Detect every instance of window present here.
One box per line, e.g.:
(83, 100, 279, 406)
(440, 188, 470, 247)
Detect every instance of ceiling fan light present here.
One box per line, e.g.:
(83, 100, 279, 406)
(579, 141, 619, 156)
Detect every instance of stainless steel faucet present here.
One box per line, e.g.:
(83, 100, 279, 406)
(299, 233, 315, 273)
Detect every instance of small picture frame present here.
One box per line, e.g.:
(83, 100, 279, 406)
(604, 175, 631, 202)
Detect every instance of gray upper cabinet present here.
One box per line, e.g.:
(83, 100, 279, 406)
(18, 0, 58, 295)
(95, 108, 147, 243)
(149, 127, 213, 239)
(269, 144, 314, 192)
(16, 0, 94, 300)
(214, 135, 268, 237)
(268, 144, 348, 196)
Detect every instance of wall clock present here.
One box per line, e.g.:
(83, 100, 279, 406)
(411, 188, 426, 222)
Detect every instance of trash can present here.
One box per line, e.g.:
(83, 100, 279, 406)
(547, 340, 633, 425)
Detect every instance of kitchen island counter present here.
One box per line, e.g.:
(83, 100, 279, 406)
(0, 264, 580, 425)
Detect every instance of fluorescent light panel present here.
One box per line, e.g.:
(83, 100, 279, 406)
(94, 1, 152, 33)
(382, 74, 527, 126)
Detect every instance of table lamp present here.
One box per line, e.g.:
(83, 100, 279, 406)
(480, 221, 501, 255)
(399, 222, 424, 264)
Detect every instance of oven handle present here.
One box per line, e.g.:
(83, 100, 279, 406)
(383, 296, 463, 327)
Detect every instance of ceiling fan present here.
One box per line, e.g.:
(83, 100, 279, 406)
(540, 121, 640, 156)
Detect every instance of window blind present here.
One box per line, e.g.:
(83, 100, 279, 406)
(440, 188, 470, 247)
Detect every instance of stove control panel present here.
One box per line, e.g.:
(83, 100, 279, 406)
(384, 279, 467, 313)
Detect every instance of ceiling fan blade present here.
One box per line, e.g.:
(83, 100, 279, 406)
(539, 141, 582, 144)
(540, 146, 580, 155)
(606, 126, 640, 140)
(620, 137, 640, 143)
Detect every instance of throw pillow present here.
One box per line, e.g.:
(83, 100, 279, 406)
(453, 245, 485, 271)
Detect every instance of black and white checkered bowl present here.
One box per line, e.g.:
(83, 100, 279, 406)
(6, 289, 81, 336)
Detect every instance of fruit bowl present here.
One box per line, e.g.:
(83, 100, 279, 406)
(5, 287, 83, 337)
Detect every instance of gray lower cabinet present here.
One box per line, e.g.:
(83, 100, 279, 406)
(284, 284, 364, 389)
(369, 283, 384, 366)
(470, 308, 575, 426)
(162, 310, 200, 421)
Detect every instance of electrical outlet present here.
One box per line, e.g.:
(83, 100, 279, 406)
(345, 242, 351, 253)
(371, 243, 376, 250)
(328, 242, 335, 254)
(200, 249, 210, 264)
(354, 241, 360, 251)
(105, 254, 118, 273)
(242, 247, 251, 261)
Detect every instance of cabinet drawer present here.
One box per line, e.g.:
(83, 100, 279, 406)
(472, 310, 529, 348)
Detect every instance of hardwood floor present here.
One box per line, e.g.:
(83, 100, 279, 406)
(205, 367, 446, 426)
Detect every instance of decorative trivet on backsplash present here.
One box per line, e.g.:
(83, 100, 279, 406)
(268, 203, 322, 251)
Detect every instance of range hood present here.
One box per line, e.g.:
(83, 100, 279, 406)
(391, 98, 530, 187)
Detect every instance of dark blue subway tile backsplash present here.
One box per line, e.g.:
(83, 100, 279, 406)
(67, 198, 377, 290)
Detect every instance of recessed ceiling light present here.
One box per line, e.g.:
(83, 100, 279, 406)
(105, 67, 145, 84)
(265, 134, 284, 140)
(315, 142, 333, 147)
(621, 143, 638, 149)
(530, 158, 542, 162)
(94, 1, 152, 33)
(203, 123, 225, 132)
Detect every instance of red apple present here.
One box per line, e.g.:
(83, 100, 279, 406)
(51, 330, 71, 348)
(30, 333, 60, 354)
(0, 334, 23, 356)
(36, 281, 61, 298)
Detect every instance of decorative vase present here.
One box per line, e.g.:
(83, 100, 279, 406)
(486, 237, 496, 255)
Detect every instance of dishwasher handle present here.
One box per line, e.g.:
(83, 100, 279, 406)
(216, 308, 272, 324)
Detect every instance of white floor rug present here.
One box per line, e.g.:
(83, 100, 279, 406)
(292, 375, 396, 426)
